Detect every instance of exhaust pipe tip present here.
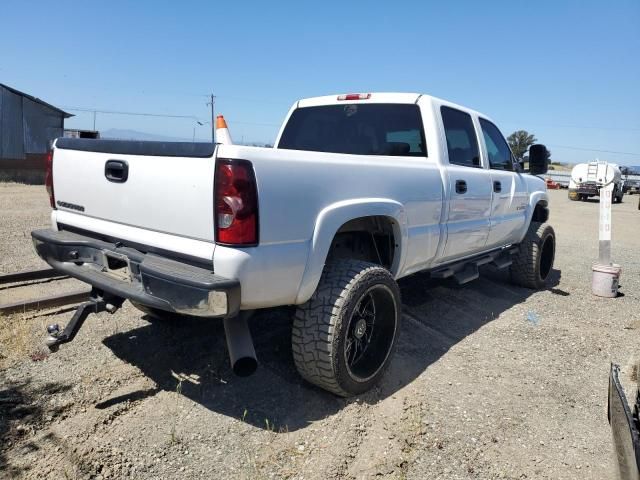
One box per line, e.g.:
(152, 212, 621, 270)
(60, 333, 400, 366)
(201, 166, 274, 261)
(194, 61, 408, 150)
(224, 312, 258, 377)
(232, 357, 258, 377)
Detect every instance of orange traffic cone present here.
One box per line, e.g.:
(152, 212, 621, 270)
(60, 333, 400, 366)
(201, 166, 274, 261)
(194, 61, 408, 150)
(216, 115, 233, 145)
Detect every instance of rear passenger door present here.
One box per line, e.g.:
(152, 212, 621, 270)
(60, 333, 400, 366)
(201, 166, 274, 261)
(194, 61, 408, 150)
(479, 118, 529, 248)
(440, 106, 492, 261)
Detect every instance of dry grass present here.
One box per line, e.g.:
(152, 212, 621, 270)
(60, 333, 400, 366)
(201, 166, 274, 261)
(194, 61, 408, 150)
(0, 171, 45, 184)
(0, 312, 38, 369)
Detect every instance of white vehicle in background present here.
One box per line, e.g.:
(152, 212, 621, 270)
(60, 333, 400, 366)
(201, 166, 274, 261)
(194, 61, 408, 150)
(32, 92, 555, 397)
(568, 161, 624, 203)
(621, 166, 640, 195)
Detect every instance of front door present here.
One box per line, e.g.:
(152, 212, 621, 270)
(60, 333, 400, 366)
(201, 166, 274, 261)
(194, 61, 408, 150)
(440, 106, 492, 261)
(479, 118, 529, 248)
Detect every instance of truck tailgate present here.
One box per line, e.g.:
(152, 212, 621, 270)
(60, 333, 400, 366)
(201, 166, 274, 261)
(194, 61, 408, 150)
(52, 139, 216, 242)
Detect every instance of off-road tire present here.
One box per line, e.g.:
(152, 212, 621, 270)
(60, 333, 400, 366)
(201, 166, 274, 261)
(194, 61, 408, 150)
(510, 222, 556, 289)
(292, 260, 401, 397)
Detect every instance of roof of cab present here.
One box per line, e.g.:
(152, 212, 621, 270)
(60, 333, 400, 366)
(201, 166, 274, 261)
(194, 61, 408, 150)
(297, 92, 422, 108)
(295, 92, 488, 120)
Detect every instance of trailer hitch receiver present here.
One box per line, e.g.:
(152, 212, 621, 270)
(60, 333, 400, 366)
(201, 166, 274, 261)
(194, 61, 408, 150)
(45, 288, 124, 352)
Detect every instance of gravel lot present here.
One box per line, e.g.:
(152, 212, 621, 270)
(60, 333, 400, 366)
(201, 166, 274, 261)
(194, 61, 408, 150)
(1, 184, 639, 480)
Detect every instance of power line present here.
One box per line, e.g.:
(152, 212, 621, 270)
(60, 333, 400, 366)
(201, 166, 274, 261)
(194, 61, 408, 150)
(62, 105, 638, 155)
(547, 144, 640, 156)
(227, 120, 281, 127)
(63, 106, 281, 127)
(62, 106, 197, 120)
(503, 122, 640, 132)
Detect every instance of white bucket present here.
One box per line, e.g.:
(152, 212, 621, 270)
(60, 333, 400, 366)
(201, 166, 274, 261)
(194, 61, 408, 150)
(592, 263, 622, 298)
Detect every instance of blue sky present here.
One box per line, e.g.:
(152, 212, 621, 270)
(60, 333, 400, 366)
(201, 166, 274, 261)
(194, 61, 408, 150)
(1, 0, 639, 165)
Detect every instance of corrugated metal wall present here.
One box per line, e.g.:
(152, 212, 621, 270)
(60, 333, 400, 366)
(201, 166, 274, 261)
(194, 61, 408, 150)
(23, 97, 63, 154)
(0, 85, 65, 160)
(0, 86, 25, 159)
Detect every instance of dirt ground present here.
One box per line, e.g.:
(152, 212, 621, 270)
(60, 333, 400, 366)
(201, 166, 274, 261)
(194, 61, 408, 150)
(1, 183, 639, 480)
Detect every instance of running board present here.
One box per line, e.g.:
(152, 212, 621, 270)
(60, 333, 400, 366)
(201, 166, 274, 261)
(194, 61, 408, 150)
(489, 254, 513, 269)
(430, 247, 517, 285)
(453, 264, 479, 284)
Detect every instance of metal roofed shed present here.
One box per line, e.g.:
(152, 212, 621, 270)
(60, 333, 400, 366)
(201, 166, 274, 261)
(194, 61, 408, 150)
(0, 83, 72, 183)
(64, 129, 100, 139)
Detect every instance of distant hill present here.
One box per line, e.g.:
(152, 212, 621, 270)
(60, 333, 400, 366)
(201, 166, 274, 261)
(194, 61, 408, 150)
(100, 129, 271, 147)
(548, 162, 573, 172)
(101, 129, 190, 142)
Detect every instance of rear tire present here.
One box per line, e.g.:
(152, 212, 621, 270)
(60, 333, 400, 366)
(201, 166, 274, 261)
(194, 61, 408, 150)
(510, 222, 556, 289)
(292, 260, 401, 397)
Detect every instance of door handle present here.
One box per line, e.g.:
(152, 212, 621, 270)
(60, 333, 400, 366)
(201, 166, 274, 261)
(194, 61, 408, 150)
(493, 181, 502, 193)
(105, 160, 129, 183)
(455, 180, 467, 194)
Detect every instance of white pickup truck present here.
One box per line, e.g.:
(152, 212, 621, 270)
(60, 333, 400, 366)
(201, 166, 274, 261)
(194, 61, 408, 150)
(32, 92, 555, 396)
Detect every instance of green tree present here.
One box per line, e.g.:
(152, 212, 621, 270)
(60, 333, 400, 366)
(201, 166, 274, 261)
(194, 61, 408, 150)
(507, 130, 537, 160)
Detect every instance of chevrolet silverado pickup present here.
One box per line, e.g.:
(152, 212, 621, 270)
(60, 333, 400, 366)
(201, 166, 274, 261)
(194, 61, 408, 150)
(32, 92, 555, 396)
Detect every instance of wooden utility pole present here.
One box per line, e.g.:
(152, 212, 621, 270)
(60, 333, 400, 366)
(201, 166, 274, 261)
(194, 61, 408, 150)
(207, 93, 216, 143)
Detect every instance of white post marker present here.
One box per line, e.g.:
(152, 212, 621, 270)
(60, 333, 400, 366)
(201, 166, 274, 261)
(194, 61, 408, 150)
(591, 162, 622, 297)
(598, 182, 613, 264)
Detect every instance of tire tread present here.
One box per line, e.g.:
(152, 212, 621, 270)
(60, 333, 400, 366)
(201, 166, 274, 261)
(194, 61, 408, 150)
(510, 222, 555, 289)
(292, 260, 398, 397)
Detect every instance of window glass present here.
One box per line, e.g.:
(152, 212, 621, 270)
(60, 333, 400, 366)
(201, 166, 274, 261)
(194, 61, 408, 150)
(440, 106, 481, 168)
(480, 118, 513, 171)
(386, 129, 423, 153)
(278, 104, 427, 156)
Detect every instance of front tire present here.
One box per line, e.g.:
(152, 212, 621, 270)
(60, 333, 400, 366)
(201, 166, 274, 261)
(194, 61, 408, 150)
(510, 222, 556, 289)
(292, 260, 401, 397)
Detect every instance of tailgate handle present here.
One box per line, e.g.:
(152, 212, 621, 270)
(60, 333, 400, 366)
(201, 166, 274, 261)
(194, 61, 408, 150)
(105, 160, 129, 183)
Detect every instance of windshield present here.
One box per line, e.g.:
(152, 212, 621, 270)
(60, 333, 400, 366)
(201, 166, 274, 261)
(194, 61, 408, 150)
(278, 104, 427, 157)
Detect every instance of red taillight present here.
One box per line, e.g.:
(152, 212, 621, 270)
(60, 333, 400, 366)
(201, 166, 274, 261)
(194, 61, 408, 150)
(45, 150, 55, 209)
(214, 159, 258, 245)
(337, 93, 371, 101)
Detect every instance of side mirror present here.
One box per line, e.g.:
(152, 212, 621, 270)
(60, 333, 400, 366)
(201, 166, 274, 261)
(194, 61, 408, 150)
(529, 144, 549, 175)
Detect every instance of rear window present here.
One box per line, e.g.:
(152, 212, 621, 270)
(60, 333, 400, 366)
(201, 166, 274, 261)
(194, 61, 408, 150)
(278, 104, 427, 157)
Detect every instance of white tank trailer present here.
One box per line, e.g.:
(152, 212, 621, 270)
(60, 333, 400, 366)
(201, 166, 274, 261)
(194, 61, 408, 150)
(568, 161, 624, 203)
(567, 160, 623, 297)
